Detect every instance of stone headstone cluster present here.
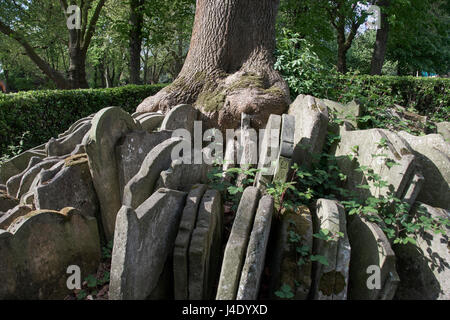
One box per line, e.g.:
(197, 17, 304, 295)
(0, 92, 448, 300)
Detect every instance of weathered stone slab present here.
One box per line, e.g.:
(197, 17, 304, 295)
(34, 154, 99, 218)
(288, 95, 329, 169)
(436, 121, 450, 142)
(156, 159, 212, 192)
(109, 189, 187, 300)
(323, 99, 361, 128)
(188, 189, 222, 300)
(269, 206, 313, 300)
(0, 208, 100, 299)
(140, 114, 165, 132)
(0, 150, 46, 185)
(6, 156, 42, 198)
(173, 185, 208, 300)
(122, 137, 184, 210)
(347, 214, 400, 300)
(255, 115, 281, 189)
(216, 186, 260, 300)
(312, 199, 351, 300)
(394, 203, 450, 300)
(0, 192, 19, 213)
(237, 195, 274, 300)
(398, 132, 450, 209)
(160, 104, 198, 134)
(333, 127, 417, 202)
(16, 158, 62, 199)
(85, 107, 139, 240)
(116, 130, 173, 195)
(58, 114, 94, 138)
(46, 121, 92, 157)
(0, 205, 32, 230)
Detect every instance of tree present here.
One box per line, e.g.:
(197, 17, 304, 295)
(137, 0, 290, 130)
(0, 0, 107, 89)
(129, 0, 144, 84)
(370, 0, 390, 75)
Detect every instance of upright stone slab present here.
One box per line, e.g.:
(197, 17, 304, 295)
(109, 189, 187, 300)
(348, 214, 400, 300)
(323, 99, 361, 128)
(85, 107, 138, 240)
(6, 156, 42, 197)
(273, 114, 295, 183)
(16, 158, 62, 199)
(394, 203, 450, 300)
(122, 137, 183, 209)
(34, 154, 99, 218)
(216, 186, 260, 300)
(333, 127, 417, 201)
(312, 199, 351, 300)
(398, 132, 450, 209)
(0, 208, 100, 299)
(160, 104, 198, 134)
(237, 195, 274, 300)
(255, 115, 281, 189)
(188, 189, 222, 300)
(288, 95, 329, 169)
(116, 130, 173, 194)
(58, 114, 94, 138)
(139, 113, 165, 132)
(269, 206, 313, 300)
(46, 121, 92, 157)
(173, 185, 208, 300)
(0, 150, 46, 185)
(156, 159, 212, 192)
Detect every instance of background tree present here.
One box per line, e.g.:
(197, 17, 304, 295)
(0, 0, 107, 89)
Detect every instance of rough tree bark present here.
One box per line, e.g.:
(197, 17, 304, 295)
(137, 0, 290, 130)
(370, 0, 390, 75)
(129, 0, 144, 84)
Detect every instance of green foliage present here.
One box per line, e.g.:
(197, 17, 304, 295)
(275, 28, 339, 99)
(0, 84, 167, 157)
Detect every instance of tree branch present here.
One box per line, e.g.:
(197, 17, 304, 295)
(82, 0, 107, 53)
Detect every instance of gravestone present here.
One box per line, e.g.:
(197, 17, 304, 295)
(254, 115, 281, 189)
(394, 203, 450, 300)
(34, 154, 99, 218)
(188, 189, 222, 300)
(398, 132, 450, 209)
(269, 206, 313, 300)
(85, 107, 139, 240)
(237, 195, 274, 300)
(160, 104, 198, 134)
(216, 186, 260, 300)
(312, 199, 351, 300)
(347, 214, 400, 300)
(173, 185, 208, 300)
(109, 189, 187, 300)
(0, 208, 100, 299)
(288, 95, 329, 169)
(122, 137, 184, 209)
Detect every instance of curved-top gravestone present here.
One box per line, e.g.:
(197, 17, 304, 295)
(85, 107, 139, 240)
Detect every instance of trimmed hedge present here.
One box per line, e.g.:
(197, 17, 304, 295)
(0, 84, 166, 156)
(0, 76, 448, 157)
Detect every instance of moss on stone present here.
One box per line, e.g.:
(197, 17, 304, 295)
(64, 153, 88, 167)
(318, 271, 347, 296)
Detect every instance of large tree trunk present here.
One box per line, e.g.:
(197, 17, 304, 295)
(137, 0, 290, 130)
(68, 33, 89, 89)
(129, 0, 144, 84)
(370, 0, 390, 75)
